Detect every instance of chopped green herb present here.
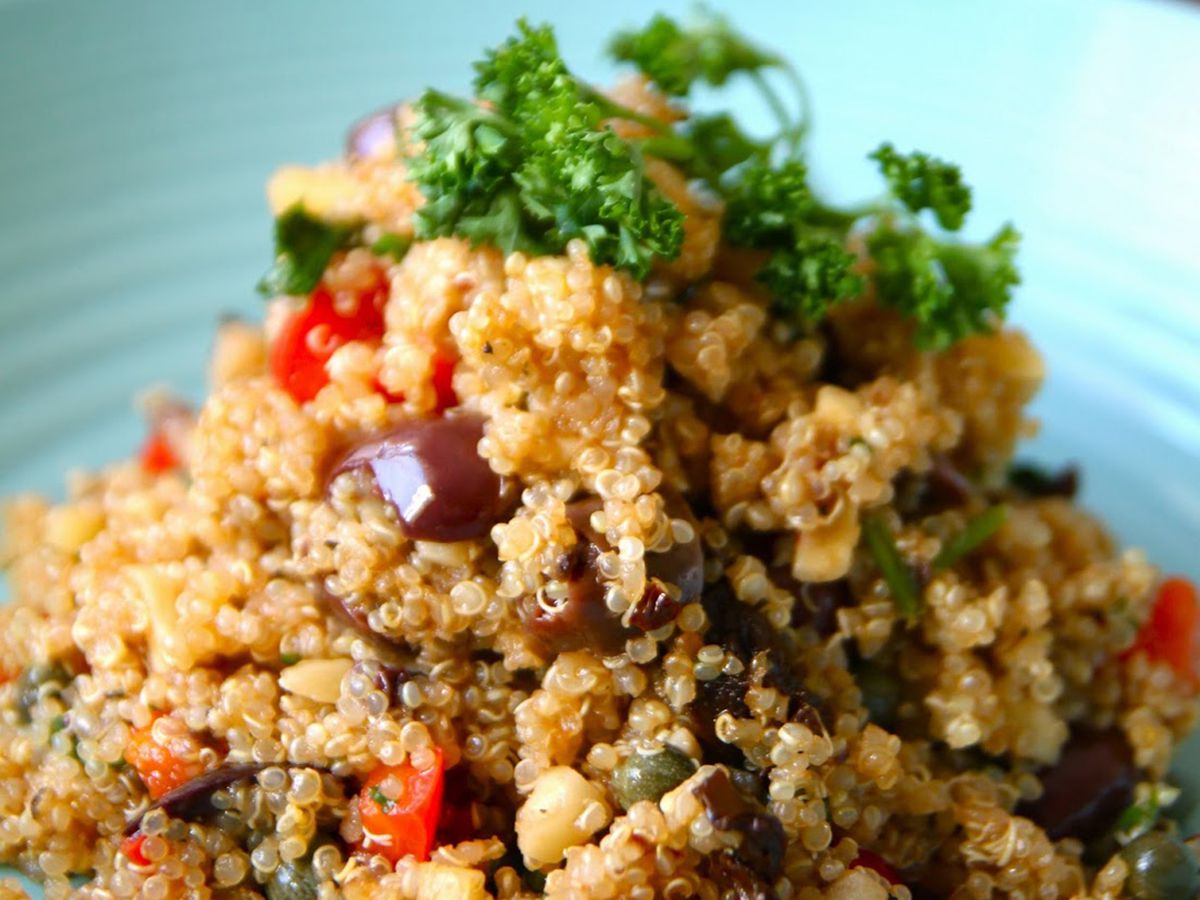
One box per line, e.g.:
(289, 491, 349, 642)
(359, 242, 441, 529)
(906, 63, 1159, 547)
(257, 205, 361, 298)
(280, 653, 302, 666)
(111, 756, 127, 771)
(871, 142, 972, 232)
(933, 505, 1009, 570)
(408, 21, 684, 279)
(370, 232, 412, 261)
(1116, 783, 1179, 843)
(368, 786, 393, 812)
(49, 714, 67, 734)
(862, 514, 921, 623)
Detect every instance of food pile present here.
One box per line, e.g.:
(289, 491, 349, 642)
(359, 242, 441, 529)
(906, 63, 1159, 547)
(1, 13, 1197, 900)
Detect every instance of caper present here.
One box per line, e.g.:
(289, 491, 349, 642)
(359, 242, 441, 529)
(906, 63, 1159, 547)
(610, 745, 696, 810)
(15, 662, 71, 724)
(855, 658, 900, 730)
(1120, 831, 1200, 900)
(266, 858, 320, 900)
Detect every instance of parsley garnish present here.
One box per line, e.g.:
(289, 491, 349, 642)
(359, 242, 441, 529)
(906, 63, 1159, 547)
(257, 205, 361, 298)
(280, 653, 301, 666)
(370, 233, 412, 261)
(870, 143, 972, 232)
(862, 514, 921, 624)
(407, 21, 684, 279)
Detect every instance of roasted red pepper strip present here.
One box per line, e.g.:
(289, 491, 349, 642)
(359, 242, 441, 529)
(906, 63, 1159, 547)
(1125, 577, 1200, 689)
(125, 717, 205, 800)
(356, 747, 445, 863)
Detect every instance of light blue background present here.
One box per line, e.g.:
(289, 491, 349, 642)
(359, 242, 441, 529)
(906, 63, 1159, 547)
(1, 0, 1198, 880)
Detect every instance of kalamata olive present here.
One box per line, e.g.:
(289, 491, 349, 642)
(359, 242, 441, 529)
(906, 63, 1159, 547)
(774, 569, 846, 636)
(267, 857, 321, 900)
(125, 763, 269, 834)
(1016, 726, 1135, 842)
(1120, 831, 1200, 900)
(345, 103, 401, 160)
(1008, 462, 1080, 499)
(520, 490, 703, 656)
(706, 850, 778, 900)
(331, 415, 511, 543)
(692, 768, 785, 881)
(610, 745, 697, 810)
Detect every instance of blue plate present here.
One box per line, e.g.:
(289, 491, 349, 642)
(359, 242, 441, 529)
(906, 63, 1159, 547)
(2, 0, 1198, 890)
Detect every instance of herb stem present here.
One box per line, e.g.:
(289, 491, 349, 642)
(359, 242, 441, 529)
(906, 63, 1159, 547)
(862, 514, 921, 624)
(932, 504, 1008, 570)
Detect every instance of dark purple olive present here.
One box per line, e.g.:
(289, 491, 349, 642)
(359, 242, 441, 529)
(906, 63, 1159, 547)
(692, 768, 785, 881)
(1016, 726, 1135, 842)
(331, 415, 511, 543)
(520, 491, 703, 656)
(126, 763, 269, 834)
(346, 103, 401, 159)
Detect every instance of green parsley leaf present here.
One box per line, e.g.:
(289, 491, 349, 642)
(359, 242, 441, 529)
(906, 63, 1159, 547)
(868, 221, 1020, 351)
(723, 161, 864, 324)
(609, 11, 780, 97)
(370, 233, 413, 261)
(724, 161, 813, 247)
(862, 514, 921, 624)
(871, 143, 972, 232)
(932, 505, 1008, 570)
(757, 237, 865, 324)
(280, 653, 301, 666)
(257, 205, 361, 298)
(408, 21, 684, 278)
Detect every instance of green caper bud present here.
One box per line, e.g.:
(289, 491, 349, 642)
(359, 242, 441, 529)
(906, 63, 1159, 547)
(610, 744, 696, 811)
(15, 662, 71, 724)
(855, 658, 901, 730)
(266, 858, 320, 900)
(1120, 831, 1200, 900)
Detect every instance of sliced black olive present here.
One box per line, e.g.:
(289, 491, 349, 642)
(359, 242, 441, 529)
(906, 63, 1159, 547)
(519, 490, 703, 656)
(125, 763, 270, 834)
(1016, 726, 1135, 842)
(610, 745, 696, 810)
(331, 415, 512, 543)
(705, 849, 778, 900)
(1120, 831, 1200, 900)
(692, 768, 785, 882)
(346, 103, 401, 160)
(1008, 462, 1080, 499)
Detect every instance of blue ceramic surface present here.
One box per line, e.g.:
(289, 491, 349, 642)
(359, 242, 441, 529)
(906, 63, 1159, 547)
(1, 0, 1198, 888)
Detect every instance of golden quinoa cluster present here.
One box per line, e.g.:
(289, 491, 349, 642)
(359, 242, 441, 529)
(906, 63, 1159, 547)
(0, 81, 1196, 900)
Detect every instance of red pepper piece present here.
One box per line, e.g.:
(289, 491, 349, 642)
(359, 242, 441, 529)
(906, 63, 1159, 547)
(851, 848, 901, 885)
(120, 833, 151, 867)
(1125, 577, 1200, 689)
(271, 274, 389, 403)
(430, 353, 458, 413)
(356, 746, 445, 863)
(139, 430, 179, 474)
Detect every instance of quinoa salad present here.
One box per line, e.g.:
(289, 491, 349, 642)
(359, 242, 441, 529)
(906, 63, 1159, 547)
(2, 13, 1198, 900)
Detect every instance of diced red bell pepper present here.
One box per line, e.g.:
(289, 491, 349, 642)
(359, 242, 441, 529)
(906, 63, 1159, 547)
(430, 353, 458, 413)
(120, 833, 151, 867)
(356, 747, 445, 863)
(139, 430, 179, 474)
(1125, 577, 1200, 689)
(125, 717, 205, 800)
(271, 274, 388, 403)
(851, 848, 901, 885)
